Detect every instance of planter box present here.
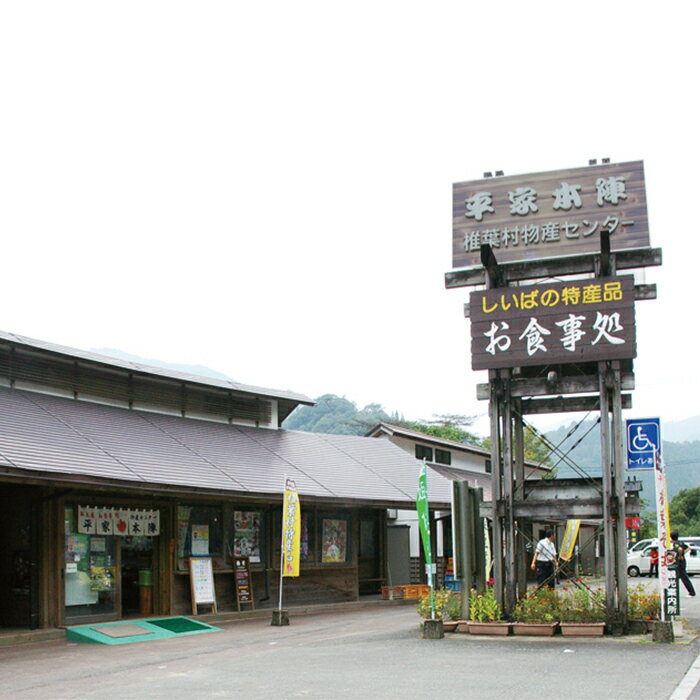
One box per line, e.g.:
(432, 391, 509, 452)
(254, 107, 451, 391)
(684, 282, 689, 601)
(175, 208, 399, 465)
(512, 622, 558, 636)
(467, 621, 512, 636)
(442, 621, 460, 633)
(457, 620, 470, 633)
(560, 622, 605, 637)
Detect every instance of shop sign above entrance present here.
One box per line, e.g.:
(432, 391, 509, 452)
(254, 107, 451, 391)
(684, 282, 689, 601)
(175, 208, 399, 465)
(469, 275, 636, 370)
(78, 505, 160, 536)
(452, 161, 649, 269)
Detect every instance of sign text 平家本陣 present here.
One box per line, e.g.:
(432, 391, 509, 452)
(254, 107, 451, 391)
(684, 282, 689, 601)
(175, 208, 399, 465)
(453, 161, 649, 269)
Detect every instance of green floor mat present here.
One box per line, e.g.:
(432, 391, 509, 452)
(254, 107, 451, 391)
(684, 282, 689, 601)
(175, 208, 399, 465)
(147, 618, 212, 634)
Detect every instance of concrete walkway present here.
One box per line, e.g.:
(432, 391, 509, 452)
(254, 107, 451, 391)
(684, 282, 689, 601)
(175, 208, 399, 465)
(1, 597, 699, 699)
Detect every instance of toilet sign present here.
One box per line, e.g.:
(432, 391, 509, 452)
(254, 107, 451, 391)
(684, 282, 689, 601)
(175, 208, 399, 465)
(626, 417, 661, 470)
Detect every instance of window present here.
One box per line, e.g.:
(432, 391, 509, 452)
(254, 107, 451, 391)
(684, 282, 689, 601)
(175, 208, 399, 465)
(435, 449, 451, 465)
(177, 505, 223, 561)
(485, 459, 492, 474)
(415, 444, 433, 461)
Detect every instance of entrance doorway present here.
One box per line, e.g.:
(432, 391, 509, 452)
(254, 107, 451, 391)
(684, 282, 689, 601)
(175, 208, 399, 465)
(64, 506, 158, 624)
(121, 536, 154, 616)
(0, 486, 39, 628)
(358, 511, 383, 595)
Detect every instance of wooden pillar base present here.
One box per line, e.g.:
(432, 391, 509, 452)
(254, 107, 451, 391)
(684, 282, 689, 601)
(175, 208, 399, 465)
(652, 620, 674, 643)
(271, 609, 290, 626)
(422, 619, 444, 639)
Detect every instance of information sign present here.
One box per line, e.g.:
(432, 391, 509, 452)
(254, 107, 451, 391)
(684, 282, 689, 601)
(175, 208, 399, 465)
(470, 275, 636, 370)
(189, 556, 217, 615)
(233, 556, 255, 611)
(626, 417, 661, 470)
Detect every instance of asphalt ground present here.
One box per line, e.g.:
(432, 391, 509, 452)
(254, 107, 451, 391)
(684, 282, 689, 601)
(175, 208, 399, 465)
(1, 578, 699, 700)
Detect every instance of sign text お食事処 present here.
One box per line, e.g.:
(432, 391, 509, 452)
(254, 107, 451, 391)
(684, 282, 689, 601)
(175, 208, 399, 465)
(469, 276, 636, 371)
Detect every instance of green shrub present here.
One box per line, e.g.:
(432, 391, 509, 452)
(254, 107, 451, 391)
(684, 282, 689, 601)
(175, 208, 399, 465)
(416, 588, 459, 620)
(469, 587, 502, 622)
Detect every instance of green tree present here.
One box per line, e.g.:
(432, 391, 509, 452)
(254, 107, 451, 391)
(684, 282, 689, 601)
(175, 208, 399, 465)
(481, 424, 553, 468)
(398, 414, 482, 446)
(637, 498, 657, 540)
(282, 394, 396, 435)
(669, 487, 700, 535)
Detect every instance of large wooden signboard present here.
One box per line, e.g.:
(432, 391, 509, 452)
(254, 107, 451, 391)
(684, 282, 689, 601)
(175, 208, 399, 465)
(233, 556, 255, 611)
(189, 557, 217, 615)
(470, 275, 636, 370)
(453, 161, 649, 269)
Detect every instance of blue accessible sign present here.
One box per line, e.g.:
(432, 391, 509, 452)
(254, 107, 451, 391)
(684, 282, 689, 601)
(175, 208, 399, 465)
(626, 417, 661, 470)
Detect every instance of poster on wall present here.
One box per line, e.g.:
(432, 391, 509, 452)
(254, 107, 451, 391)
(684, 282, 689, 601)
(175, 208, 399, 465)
(321, 519, 347, 563)
(191, 524, 210, 556)
(233, 511, 261, 563)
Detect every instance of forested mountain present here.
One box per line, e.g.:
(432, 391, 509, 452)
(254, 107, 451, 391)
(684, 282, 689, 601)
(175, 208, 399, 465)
(282, 394, 400, 435)
(544, 420, 700, 499)
(284, 399, 699, 498)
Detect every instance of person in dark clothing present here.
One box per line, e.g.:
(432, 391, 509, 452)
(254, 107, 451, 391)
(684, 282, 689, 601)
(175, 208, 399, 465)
(671, 531, 696, 596)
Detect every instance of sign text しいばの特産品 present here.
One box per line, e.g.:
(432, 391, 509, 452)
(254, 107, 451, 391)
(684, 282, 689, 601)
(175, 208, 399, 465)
(469, 276, 636, 371)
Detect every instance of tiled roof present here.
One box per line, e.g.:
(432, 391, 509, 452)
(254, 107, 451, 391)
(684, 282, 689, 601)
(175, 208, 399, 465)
(0, 330, 314, 406)
(0, 387, 455, 507)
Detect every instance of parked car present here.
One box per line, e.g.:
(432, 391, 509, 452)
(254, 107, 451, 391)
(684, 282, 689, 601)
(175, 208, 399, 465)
(627, 545, 700, 576)
(628, 536, 700, 553)
(629, 538, 656, 553)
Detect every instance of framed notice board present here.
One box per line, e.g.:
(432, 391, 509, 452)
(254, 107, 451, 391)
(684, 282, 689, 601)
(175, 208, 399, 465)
(233, 556, 255, 611)
(189, 557, 217, 615)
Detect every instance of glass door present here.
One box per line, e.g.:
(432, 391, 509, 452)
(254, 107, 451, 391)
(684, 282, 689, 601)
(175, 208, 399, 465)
(64, 507, 119, 622)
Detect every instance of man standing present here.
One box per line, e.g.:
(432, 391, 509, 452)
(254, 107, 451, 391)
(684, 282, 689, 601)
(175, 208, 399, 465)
(531, 529, 558, 589)
(671, 531, 696, 596)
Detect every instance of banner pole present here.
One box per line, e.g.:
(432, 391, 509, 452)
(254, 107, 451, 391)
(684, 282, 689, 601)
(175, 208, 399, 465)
(278, 473, 286, 611)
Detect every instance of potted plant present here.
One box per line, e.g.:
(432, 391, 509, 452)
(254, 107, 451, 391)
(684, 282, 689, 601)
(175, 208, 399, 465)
(467, 587, 511, 635)
(512, 589, 560, 635)
(559, 586, 606, 636)
(627, 584, 661, 634)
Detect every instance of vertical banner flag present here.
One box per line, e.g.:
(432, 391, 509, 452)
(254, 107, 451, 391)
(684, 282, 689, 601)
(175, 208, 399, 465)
(282, 477, 301, 577)
(655, 450, 672, 606)
(559, 520, 581, 561)
(416, 461, 435, 617)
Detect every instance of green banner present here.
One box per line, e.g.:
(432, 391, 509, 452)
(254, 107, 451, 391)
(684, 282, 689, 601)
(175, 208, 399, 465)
(416, 461, 435, 617)
(417, 462, 432, 568)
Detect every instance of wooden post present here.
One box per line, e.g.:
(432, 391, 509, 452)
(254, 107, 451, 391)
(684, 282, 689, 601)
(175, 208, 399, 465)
(598, 362, 615, 623)
(501, 371, 516, 615)
(489, 372, 504, 610)
(513, 397, 526, 599)
(611, 361, 628, 626)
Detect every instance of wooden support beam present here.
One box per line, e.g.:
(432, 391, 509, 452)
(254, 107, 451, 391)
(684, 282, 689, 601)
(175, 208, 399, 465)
(520, 394, 632, 414)
(477, 372, 635, 400)
(480, 498, 605, 520)
(445, 246, 662, 289)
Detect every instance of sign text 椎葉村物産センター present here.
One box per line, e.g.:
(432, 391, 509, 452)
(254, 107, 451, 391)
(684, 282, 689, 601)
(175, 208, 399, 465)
(452, 161, 649, 270)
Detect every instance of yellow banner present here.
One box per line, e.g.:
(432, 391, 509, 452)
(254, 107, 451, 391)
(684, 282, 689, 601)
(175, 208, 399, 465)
(282, 478, 301, 577)
(559, 519, 581, 561)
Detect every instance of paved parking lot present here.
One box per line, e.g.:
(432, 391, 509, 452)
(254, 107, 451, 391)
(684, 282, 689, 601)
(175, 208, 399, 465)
(1, 587, 699, 700)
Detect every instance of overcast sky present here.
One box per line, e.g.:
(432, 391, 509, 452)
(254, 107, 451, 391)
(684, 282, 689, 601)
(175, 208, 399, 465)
(1, 3, 696, 437)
